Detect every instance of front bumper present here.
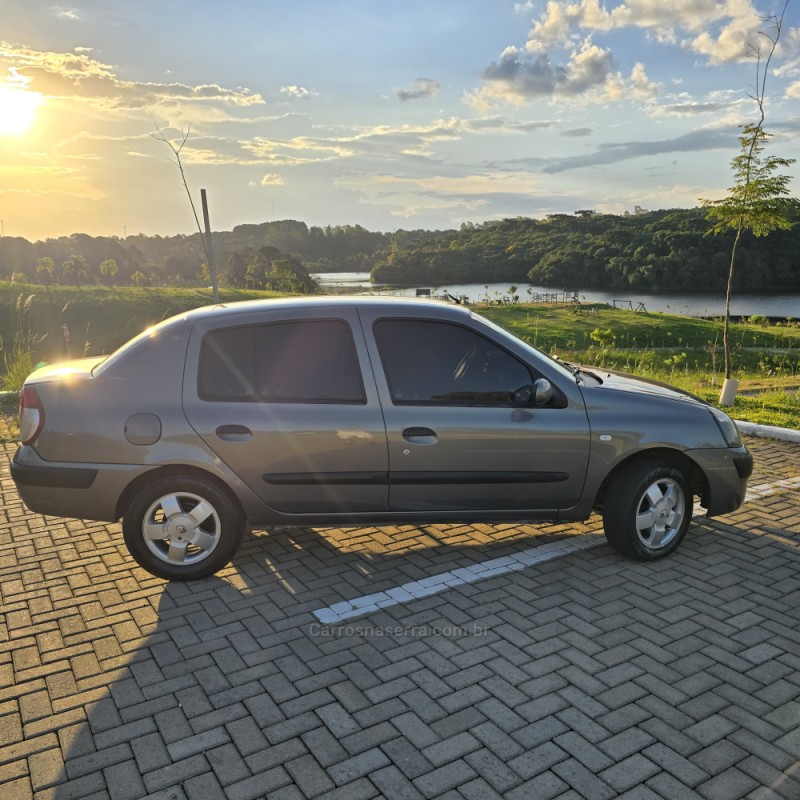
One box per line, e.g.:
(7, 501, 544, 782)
(690, 444, 753, 517)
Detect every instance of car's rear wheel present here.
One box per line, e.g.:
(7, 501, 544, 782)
(123, 476, 244, 580)
(602, 461, 692, 560)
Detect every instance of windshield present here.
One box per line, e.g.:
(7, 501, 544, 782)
(472, 312, 576, 382)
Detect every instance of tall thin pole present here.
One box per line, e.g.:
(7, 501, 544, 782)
(200, 189, 220, 303)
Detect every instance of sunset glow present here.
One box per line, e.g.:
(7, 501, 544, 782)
(0, 85, 41, 137)
(1, 1, 800, 240)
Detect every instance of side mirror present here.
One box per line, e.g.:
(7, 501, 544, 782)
(512, 385, 532, 406)
(532, 378, 554, 406)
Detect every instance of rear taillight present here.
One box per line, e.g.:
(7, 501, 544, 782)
(19, 385, 45, 445)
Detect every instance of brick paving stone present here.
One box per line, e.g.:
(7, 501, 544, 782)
(685, 715, 739, 746)
(224, 766, 293, 800)
(381, 737, 434, 780)
(552, 757, 617, 800)
(1, 435, 800, 800)
(646, 772, 705, 800)
(458, 776, 505, 800)
(184, 772, 227, 800)
(697, 767, 760, 800)
(327, 747, 391, 785)
(130, 732, 170, 774)
(244, 738, 307, 775)
(104, 759, 146, 800)
(464, 747, 523, 793)
(412, 759, 478, 798)
(370, 765, 426, 800)
(600, 753, 661, 793)
(506, 770, 569, 800)
(508, 741, 568, 779)
(391, 712, 440, 749)
(142, 754, 211, 793)
(421, 731, 480, 767)
(600, 728, 657, 761)
(692, 740, 750, 776)
(284, 754, 335, 798)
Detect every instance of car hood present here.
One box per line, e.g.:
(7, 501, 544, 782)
(586, 367, 707, 405)
(25, 356, 106, 384)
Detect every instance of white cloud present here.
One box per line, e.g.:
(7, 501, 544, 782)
(468, 38, 657, 107)
(55, 7, 80, 21)
(259, 173, 286, 186)
(280, 85, 311, 99)
(0, 42, 266, 111)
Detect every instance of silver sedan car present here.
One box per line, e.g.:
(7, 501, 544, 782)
(11, 297, 752, 580)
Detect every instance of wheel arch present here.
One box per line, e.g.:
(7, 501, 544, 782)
(115, 464, 247, 523)
(593, 447, 709, 512)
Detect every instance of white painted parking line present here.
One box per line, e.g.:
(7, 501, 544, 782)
(312, 533, 604, 624)
(312, 475, 800, 624)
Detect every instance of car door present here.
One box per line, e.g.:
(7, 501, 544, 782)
(360, 309, 591, 513)
(182, 306, 388, 515)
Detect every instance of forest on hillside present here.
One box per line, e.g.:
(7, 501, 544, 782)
(1, 207, 800, 292)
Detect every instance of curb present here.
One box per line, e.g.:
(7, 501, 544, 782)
(734, 420, 800, 444)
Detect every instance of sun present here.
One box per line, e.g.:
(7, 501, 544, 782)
(0, 85, 42, 137)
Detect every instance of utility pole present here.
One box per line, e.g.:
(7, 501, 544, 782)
(200, 189, 220, 303)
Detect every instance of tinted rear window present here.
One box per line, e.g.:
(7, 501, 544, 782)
(199, 319, 365, 403)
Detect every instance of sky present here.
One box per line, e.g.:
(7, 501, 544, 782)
(1, 0, 800, 241)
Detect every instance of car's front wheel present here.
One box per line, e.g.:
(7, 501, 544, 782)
(602, 461, 692, 560)
(123, 476, 245, 580)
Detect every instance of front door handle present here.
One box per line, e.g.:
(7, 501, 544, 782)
(215, 424, 253, 442)
(402, 427, 438, 445)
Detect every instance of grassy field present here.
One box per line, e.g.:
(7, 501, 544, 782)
(0, 283, 282, 366)
(481, 303, 800, 428)
(0, 282, 797, 428)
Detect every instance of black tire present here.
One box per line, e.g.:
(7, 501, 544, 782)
(602, 460, 692, 560)
(122, 475, 245, 580)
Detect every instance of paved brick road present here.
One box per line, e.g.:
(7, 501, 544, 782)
(1, 436, 800, 800)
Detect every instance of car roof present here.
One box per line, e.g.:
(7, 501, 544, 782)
(180, 295, 472, 323)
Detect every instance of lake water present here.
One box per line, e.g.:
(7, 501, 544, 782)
(314, 272, 800, 319)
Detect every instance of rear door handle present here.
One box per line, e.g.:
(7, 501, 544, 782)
(402, 427, 438, 445)
(215, 424, 253, 442)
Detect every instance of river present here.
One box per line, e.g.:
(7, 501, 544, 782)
(313, 272, 800, 319)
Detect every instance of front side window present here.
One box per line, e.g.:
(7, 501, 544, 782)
(374, 319, 532, 405)
(199, 319, 365, 403)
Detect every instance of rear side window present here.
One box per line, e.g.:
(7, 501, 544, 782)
(199, 319, 365, 403)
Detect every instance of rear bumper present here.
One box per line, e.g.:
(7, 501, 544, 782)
(11, 457, 97, 490)
(11, 446, 147, 522)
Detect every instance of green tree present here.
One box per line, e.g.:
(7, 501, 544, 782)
(131, 270, 147, 286)
(35, 256, 54, 285)
(701, 5, 797, 396)
(62, 254, 88, 288)
(99, 258, 118, 285)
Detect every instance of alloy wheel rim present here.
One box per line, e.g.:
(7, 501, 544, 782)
(142, 491, 221, 565)
(634, 477, 686, 550)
